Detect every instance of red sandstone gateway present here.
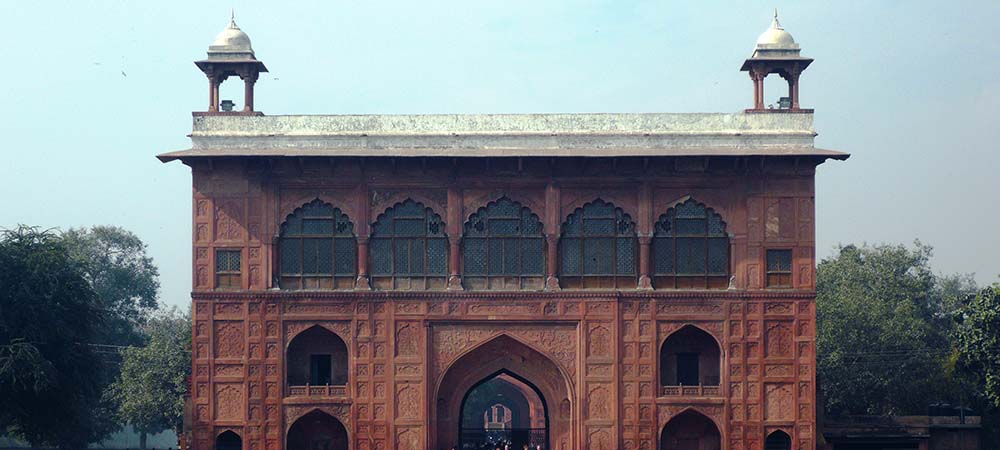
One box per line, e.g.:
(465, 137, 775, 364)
(160, 12, 846, 450)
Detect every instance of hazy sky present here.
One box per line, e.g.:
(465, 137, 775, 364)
(1, 0, 997, 308)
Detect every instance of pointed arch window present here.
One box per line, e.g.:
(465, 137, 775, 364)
(559, 199, 638, 289)
(652, 198, 729, 289)
(278, 199, 357, 290)
(370, 199, 448, 290)
(463, 197, 545, 290)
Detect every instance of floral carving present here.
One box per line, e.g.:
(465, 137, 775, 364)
(283, 302, 352, 315)
(284, 321, 351, 347)
(396, 385, 418, 418)
(765, 383, 793, 421)
(396, 428, 419, 450)
(588, 325, 611, 357)
(396, 323, 418, 357)
(467, 302, 540, 315)
(215, 365, 242, 377)
(214, 322, 244, 358)
(214, 384, 243, 420)
(656, 301, 722, 314)
(215, 303, 242, 315)
(432, 324, 577, 378)
(588, 430, 611, 450)
(587, 385, 610, 419)
(764, 302, 792, 315)
(215, 199, 243, 241)
(765, 323, 792, 358)
(284, 405, 350, 430)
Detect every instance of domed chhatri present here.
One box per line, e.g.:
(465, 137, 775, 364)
(751, 10, 801, 57)
(207, 11, 255, 60)
(740, 10, 813, 112)
(195, 12, 268, 114)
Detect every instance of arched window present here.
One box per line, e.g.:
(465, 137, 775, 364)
(765, 430, 791, 450)
(279, 199, 357, 290)
(652, 198, 729, 289)
(660, 325, 721, 396)
(559, 199, 637, 289)
(287, 326, 349, 396)
(370, 199, 448, 290)
(463, 197, 545, 290)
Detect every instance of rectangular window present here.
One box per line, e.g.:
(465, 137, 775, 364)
(215, 249, 241, 289)
(766, 249, 793, 288)
(676, 353, 700, 385)
(310, 354, 332, 385)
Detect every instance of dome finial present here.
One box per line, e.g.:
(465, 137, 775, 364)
(771, 8, 783, 29)
(228, 9, 238, 29)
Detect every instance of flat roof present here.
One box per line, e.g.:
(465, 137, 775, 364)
(158, 112, 848, 162)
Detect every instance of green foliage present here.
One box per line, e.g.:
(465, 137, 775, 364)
(62, 226, 160, 346)
(955, 284, 1000, 408)
(816, 242, 975, 415)
(0, 226, 110, 449)
(107, 308, 191, 442)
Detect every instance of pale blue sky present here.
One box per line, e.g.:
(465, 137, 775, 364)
(1, 1, 997, 308)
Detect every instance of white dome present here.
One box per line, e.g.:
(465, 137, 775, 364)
(755, 13, 797, 48)
(210, 17, 253, 53)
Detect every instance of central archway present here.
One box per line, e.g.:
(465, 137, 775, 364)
(459, 371, 548, 449)
(434, 334, 574, 450)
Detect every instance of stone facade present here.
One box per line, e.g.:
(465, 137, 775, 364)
(172, 151, 837, 450)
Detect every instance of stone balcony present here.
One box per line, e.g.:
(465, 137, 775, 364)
(287, 384, 347, 398)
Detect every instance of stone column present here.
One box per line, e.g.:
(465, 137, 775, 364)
(209, 76, 220, 112)
(355, 185, 371, 290)
(638, 234, 653, 290)
(355, 237, 371, 290)
(446, 186, 463, 290)
(755, 71, 766, 110)
(544, 183, 561, 290)
(243, 76, 256, 112)
(791, 73, 800, 110)
(637, 181, 653, 289)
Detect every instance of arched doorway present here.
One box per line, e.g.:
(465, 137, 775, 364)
(287, 409, 349, 450)
(660, 410, 721, 450)
(764, 430, 791, 450)
(660, 325, 721, 396)
(287, 326, 348, 395)
(459, 371, 548, 449)
(215, 431, 242, 450)
(434, 335, 573, 450)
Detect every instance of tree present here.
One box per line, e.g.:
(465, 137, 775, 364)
(815, 242, 971, 415)
(107, 308, 191, 450)
(0, 226, 111, 449)
(955, 283, 1000, 407)
(62, 226, 160, 346)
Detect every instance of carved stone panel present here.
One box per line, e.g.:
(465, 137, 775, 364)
(765, 323, 792, 358)
(764, 383, 793, 421)
(214, 383, 244, 421)
(214, 322, 245, 359)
